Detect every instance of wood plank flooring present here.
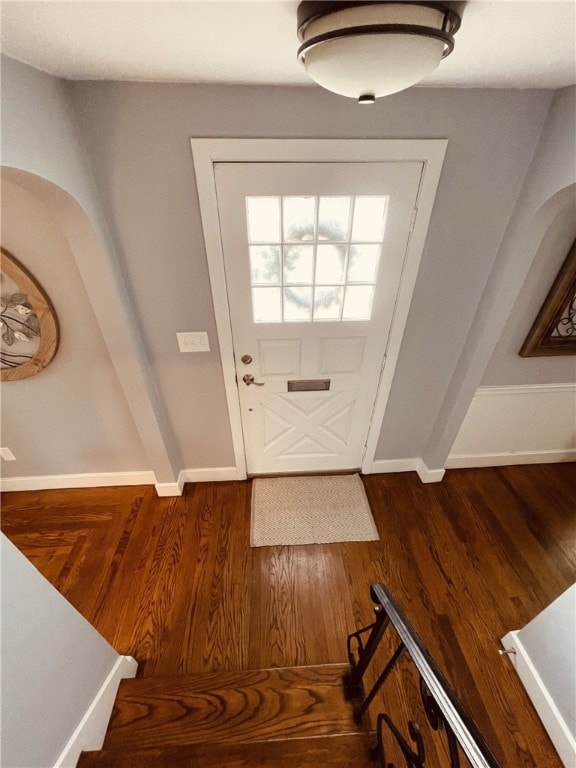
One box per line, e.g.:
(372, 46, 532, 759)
(2, 463, 575, 767)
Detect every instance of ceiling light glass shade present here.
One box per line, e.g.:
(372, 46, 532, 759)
(305, 33, 445, 99)
(298, 2, 461, 101)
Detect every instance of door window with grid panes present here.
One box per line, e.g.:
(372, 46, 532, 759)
(247, 196, 388, 323)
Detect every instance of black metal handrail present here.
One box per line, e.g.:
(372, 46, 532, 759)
(343, 583, 503, 768)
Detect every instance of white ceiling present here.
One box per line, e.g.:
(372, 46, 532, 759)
(1, 1, 575, 89)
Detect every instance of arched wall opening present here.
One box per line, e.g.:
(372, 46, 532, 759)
(1, 166, 181, 491)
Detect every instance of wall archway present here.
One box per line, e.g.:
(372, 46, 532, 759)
(1, 166, 181, 489)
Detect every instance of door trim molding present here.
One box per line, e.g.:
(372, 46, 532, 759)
(191, 139, 447, 478)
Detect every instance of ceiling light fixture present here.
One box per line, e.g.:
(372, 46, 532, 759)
(297, 1, 462, 104)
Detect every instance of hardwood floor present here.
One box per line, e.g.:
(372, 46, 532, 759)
(2, 463, 575, 766)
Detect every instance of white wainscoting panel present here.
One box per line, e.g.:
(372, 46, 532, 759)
(447, 384, 576, 468)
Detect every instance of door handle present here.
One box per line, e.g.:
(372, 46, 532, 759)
(243, 374, 265, 387)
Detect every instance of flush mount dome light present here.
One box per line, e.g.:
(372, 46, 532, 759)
(297, 1, 461, 103)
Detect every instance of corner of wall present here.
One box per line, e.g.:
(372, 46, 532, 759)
(53, 656, 138, 768)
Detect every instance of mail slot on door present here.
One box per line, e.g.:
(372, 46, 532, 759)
(287, 379, 331, 392)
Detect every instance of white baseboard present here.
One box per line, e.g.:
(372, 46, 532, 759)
(365, 458, 445, 483)
(416, 460, 446, 483)
(155, 478, 185, 496)
(0, 467, 244, 496)
(366, 458, 420, 474)
(179, 466, 245, 484)
(53, 655, 138, 768)
(501, 632, 575, 767)
(155, 467, 243, 496)
(446, 450, 576, 469)
(0, 471, 156, 493)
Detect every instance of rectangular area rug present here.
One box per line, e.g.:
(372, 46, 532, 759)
(251, 473, 379, 547)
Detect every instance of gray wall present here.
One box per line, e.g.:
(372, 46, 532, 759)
(1, 57, 104, 235)
(483, 204, 576, 386)
(68, 81, 552, 466)
(1, 55, 180, 483)
(482, 85, 576, 387)
(1, 178, 148, 478)
(422, 86, 576, 469)
(1, 534, 119, 768)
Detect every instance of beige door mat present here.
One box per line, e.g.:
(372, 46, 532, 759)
(250, 473, 379, 547)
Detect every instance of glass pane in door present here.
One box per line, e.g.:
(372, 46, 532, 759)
(246, 195, 388, 323)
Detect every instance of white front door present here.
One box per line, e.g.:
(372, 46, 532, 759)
(215, 161, 422, 475)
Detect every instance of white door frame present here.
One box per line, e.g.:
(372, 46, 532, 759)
(191, 139, 447, 478)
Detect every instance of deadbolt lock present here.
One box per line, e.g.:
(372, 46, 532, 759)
(241, 354, 253, 364)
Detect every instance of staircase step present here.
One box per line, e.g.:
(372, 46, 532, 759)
(104, 664, 363, 749)
(79, 733, 375, 767)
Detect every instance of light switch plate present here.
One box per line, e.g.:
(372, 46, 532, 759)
(0, 447, 16, 461)
(177, 331, 210, 353)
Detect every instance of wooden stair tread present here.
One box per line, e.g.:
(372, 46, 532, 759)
(104, 664, 363, 749)
(121, 663, 351, 692)
(79, 734, 375, 767)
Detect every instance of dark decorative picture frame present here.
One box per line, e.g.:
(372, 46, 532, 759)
(519, 238, 576, 357)
(1, 247, 60, 381)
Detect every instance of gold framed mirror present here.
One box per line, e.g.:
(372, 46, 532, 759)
(1, 247, 59, 381)
(520, 239, 576, 357)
